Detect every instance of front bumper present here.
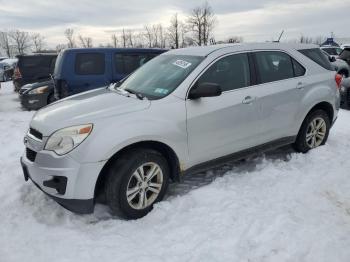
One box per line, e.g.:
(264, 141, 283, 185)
(21, 135, 107, 214)
(21, 158, 94, 214)
(20, 93, 48, 110)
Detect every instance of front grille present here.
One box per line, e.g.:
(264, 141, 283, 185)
(26, 147, 37, 162)
(29, 128, 43, 140)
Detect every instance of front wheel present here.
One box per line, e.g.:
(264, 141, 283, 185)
(105, 149, 169, 219)
(293, 109, 330, 153)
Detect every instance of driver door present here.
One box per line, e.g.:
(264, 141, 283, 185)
(186, 53, 263, 166)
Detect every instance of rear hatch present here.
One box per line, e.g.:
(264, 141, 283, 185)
(16, 55, 57, 85)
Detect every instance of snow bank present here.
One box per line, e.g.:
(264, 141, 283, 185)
(0, 81, 350, 262)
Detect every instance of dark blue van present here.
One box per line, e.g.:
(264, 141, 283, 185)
(53, 48, 167, 99)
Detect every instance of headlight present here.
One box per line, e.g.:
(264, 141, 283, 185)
(45, 124, 93, 155)
(28, 86, 49, 95)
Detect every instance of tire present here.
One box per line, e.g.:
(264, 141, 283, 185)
(105, 149, 169, 219)
(293, 109, 330, 153)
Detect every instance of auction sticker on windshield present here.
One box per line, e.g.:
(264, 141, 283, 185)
(172, 60, 192, 69)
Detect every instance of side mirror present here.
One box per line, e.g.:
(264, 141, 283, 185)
(188, 82, 222, 99)
(329, 56, 336, 62)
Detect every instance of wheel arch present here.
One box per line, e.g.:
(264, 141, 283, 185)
(94, 140, 181, 200)
(307, 101, 334, 123)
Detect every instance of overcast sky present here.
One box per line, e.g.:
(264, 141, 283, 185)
(0, 0, 349, 48)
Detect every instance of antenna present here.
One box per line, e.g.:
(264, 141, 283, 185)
(277, 30, 284, 42)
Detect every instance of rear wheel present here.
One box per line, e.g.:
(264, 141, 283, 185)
(293, 110, 330, 153)
(105, 149, 169, 219)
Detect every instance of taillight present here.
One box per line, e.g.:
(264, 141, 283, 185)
(14, 66, 22, 79)
(335, 74, 342, 89)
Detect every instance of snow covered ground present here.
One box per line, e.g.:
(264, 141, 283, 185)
(1, 81, 350, 262)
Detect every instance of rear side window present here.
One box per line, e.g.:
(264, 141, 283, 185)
(115, 53, 157, 75)
(292, 59, 306, 77)
(75, 53, 105, 75)
(255, 51, 294, 84)
(197, 53, 250, 92)
(298, 48, 333, 70)
(20, 56, 54, 68)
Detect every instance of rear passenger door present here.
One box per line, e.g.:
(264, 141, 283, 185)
(113, 52, 158, 82)
(72, 52, 109, 94)
(253, 51, 306, 142)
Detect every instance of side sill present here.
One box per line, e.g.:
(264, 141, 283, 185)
(182, 136, 296, 176)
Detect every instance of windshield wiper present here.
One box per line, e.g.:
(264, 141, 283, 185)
(124, 88, 145, 100)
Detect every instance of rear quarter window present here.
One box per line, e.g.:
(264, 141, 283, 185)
(298, 48, 333, 70)
(75, 53, 105, 75)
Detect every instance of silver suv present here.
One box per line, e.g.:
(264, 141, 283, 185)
(21, 43, 340, 219)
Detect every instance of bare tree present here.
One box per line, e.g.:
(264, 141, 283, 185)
(299, 35, 313, 44)
(126, 30, 134, 47)
(158, 24, 166, 48)
(31, 33, 45, 52)
(78, 35, 93, 48)
(144, 25, 153, 48)
(56, 44, 66, 52)
(0, 31, 12, 57)
(120, 28, 127, 47)
(111, 33, 118, 48)
(64, 28, 75, 48)
(187, 1, 217, 46)
(9, 30, 31, 55)
(168, 13, 180, 48)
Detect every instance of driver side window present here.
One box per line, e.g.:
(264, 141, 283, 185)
(197, 53, 251, 92)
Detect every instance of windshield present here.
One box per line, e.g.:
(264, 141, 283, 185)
(117, 54, 204, 99)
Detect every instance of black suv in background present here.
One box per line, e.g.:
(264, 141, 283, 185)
(13, 54, 57, 92)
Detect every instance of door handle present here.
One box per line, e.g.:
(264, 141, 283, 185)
(296, 82, 304, 89)
(242, 96, 255, 104)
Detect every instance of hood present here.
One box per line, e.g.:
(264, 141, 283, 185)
(30, 87, 151, 135)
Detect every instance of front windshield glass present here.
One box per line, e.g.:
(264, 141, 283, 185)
(117, 54, 204, 99)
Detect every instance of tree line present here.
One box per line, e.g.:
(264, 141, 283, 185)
(0, 1, 332, 57)
(1, 2, 226, 56)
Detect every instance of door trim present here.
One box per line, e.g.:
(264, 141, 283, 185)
(182, 136, 296, 176)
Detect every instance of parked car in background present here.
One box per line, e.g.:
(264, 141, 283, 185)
(1, 58, 18, 81)
(322, 50, 349, 77)
(53, 48, 167, 99)
(13, 53, 57, 92)
(341, 44, 350, 49)
(21, 43, 340, 219)
(320, 46, 343, 58)
(339, 47, 350, 66)
(0, 62, 9, 82)
(19, 80, 55, 110)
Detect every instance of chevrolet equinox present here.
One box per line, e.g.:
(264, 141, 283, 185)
(21, 43, 340, 219)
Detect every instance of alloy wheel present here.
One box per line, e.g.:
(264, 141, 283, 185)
(126, 162, 163, 210)
(306, 117, 327, 148)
